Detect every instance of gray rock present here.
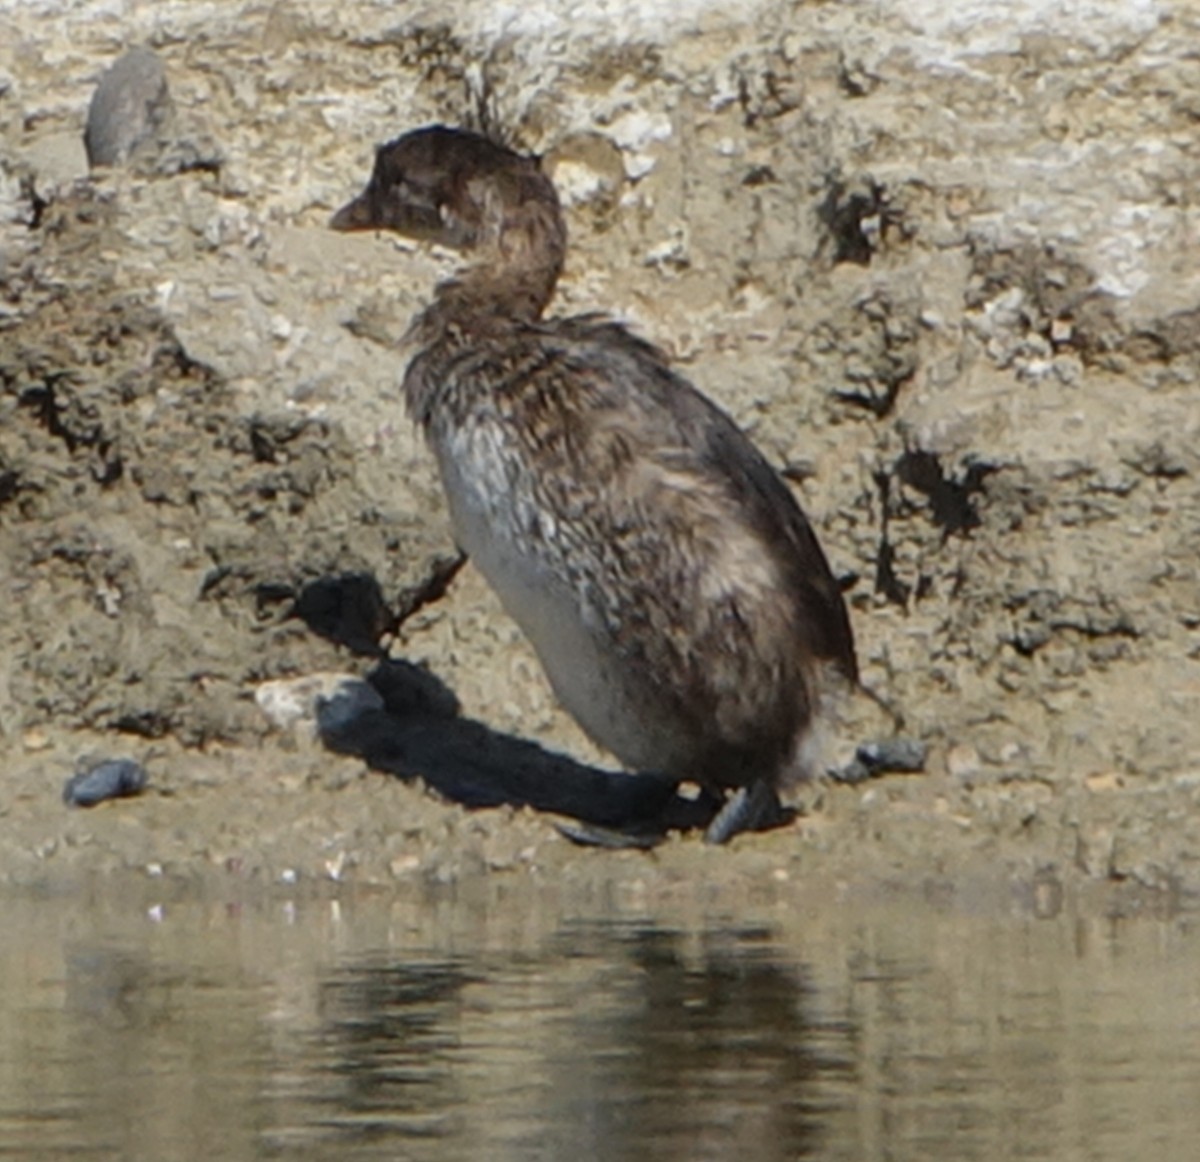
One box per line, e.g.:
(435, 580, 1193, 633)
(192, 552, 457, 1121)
(84, 47, 171, 168)
(830, 738, 928, 784)
(63, 758, 148, 807)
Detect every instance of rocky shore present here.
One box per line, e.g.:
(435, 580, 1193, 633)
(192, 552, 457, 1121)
(1, 0, 1197, 901)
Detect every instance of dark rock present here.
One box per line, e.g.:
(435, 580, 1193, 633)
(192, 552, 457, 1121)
(63, 758, 148, 807)
(830, 737, 928, 784)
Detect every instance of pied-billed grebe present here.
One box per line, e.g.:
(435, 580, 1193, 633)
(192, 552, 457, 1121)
(332, 125, 857, 843)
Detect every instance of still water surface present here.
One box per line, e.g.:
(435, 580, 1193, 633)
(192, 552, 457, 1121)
(2, 878, 1198, 1160)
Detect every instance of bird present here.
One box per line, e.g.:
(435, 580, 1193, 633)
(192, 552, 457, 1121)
(331, 125, 858, 843)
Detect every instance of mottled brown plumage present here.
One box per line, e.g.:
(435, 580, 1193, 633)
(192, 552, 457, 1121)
(332, 125, 856, 841)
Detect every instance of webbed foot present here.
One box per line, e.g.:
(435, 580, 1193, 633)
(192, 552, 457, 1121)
(555, 821, 664, 849)
(704, 780, 793, 844)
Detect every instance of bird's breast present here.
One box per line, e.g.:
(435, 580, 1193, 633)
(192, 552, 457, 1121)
(427, 416, 693, 772)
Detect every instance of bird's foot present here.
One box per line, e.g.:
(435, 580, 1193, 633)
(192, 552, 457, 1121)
(555, 820, 664, 849)
(556, 780, 720, 848)
(555, 780, 796, 847)
(704, 780, 793, 845)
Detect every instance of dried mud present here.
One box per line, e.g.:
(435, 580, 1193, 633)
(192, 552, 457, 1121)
(1, 1, 1199, 907)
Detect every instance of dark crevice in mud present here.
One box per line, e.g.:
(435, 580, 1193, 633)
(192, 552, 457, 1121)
(838, 54, 881, 97)
(735, 64, 802, 128)
(1005, 590, 1140, 657)
(294, 572, 393, 657)
(16, 375, 124, 484)
(197, 564, 233, 599)
(893, 450, 996, 536)
(818, 173, 913, 271)
(200, 553, 468, 660)
(254, 579, 300, 617)
(239, 414, 320, 464)
(393, 551, 468, 627)
(169, 155, 223, 178)
(290, 553, 467, 656)
(211, 414, 348, 507)
(742, 164, 778, 187)
(871, 468, 912, 608)
(21, 175, 50, 229)
(874, 535, 910, 608)
(0, 467, 20, 504)
(835, 376, 907, 420)
(152, 334, 213, 384)
(19, 376, 99, 452)
(109, 708, 173, 739)
(818, 176, 888, 266)
(871, 451, 997, 608)
(1123, 441, 1191, 481)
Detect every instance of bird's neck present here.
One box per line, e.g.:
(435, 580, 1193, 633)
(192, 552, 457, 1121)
(422, 188, 567, 331)
(403, 180, 566, 427)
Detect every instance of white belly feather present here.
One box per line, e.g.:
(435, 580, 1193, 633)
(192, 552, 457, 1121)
(432, 426, 677, 773)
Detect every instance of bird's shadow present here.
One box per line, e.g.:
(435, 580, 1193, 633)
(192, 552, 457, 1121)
(316, 658, 719, 839)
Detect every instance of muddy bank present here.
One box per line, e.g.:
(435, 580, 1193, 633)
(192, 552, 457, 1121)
(1, 1, 1198, 896)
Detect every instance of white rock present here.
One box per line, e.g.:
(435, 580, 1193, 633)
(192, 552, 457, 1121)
(254, 673, 383, 737)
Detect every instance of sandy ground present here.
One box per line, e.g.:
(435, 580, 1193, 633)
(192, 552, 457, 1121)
(1, 0, 1199, 904)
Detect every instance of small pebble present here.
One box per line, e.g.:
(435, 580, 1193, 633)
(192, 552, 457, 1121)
(856, 737, 928, 774)
(324, 851, 346, 881)
(829, 737, 928, 784)
(22, 727, 50, 752)
(946, 743, 983, 780)
(1084, 771, 1123, 793)
(63, 758, 148, 807)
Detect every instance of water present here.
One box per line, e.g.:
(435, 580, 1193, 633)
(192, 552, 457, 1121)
(2, 879, 1199, 1161)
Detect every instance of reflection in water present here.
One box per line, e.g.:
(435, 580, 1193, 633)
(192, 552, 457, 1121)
(2, 889, 1200, 1161)
(553, 925, 845, 1159)
(287, 960, 472, 1145)
(266, 925, 843, 1159)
